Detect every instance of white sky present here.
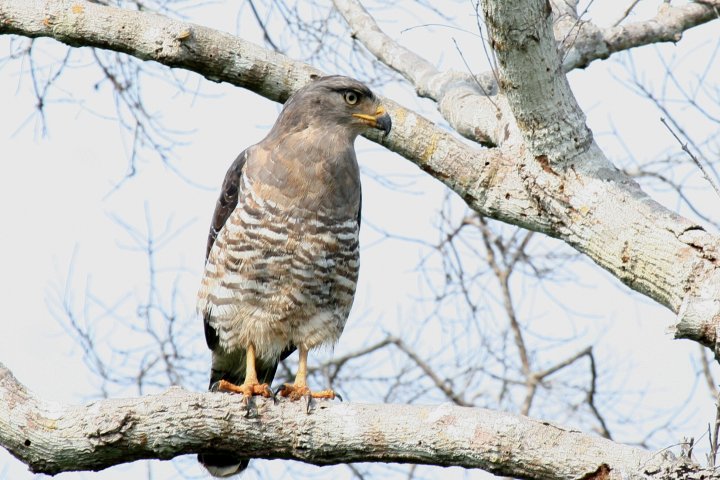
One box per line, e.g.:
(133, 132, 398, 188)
(1, 1, 719, 479)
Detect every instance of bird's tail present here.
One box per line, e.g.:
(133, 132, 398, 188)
(198, 454, 249, 478)
(198, 364, 253, 478)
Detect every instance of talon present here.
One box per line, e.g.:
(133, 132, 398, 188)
(263, 384, 277, 403)
(335, 392, 343, 402)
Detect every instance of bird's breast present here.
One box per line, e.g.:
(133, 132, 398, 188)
(199, 178, 360, 357)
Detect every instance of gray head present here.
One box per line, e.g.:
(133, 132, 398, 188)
(268, 75, 392, 141)
(246, 76, 391, 212)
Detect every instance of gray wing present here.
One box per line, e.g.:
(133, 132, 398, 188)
(205, 150, 248, 260)
(202, 150, 247, 352)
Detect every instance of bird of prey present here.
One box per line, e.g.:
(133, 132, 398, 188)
(196, 75, 391, 477)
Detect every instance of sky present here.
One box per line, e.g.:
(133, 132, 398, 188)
(1, 1, 719, 479)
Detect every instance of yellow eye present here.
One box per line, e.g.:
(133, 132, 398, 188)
(344, 91, 359, 105)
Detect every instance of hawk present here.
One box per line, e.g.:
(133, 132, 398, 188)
(196, 75, 391, 477)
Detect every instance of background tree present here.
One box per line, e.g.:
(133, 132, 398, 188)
(1, 0, 720, 479)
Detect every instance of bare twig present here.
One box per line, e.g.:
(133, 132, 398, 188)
(247, 0, 281, 52)
(391, 337, 471, 407)
(660, 117, 720, 200)
(613, 0, 641, 27)
(709, 392, 720, 467)
(451, 38, 500, 111)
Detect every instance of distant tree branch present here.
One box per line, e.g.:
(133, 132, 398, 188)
(0, 361, 714, 479)
(558, 1, 720, 70)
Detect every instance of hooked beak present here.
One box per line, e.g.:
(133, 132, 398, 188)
(353, 106, 392, 137)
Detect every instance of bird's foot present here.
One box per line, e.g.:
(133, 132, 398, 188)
(276, 384, 341, 413)
(216, 379, 274, 399)
(276, 384, 340, 401)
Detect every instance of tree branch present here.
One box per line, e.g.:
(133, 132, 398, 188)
(479, 0, 720, 353)
(559, 1, 720, 71)
(2, 0, 720, 353)
(483, 0, 592, 159)
(0, 0, 497, 221)
(0, 0, 313, 103)
(332, 0, 515, 148)
(0, 361, 712, 479)
(334, 0, 720, 147)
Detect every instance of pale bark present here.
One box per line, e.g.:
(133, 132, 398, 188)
(333, 0, 515, 148)
(0, 362, 714, 479)
(2, 0, 720, 475)
(1, 0, 719, 349)
(333, 0, 720, 351)
(477, 0, 720, 353)
(334, 0, 720, 146)
(556, 1, 720, 70)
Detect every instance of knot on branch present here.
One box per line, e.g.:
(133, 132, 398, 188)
(84, 410, 136, 445)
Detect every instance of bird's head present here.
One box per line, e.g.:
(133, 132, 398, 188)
(273, 75, 392, 140)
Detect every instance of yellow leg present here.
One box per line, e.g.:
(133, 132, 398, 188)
(245, 343, 260, 385)
(278, 345, 337, 401)
(217, 343, 273, 398)
(294, 344, 308, 388)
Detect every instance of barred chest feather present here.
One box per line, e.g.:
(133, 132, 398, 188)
(198, 173, 360, 361)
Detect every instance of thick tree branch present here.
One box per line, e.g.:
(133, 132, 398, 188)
(478, 0, 720, 353)
(2, 0, 720, 352)
(483, 0, 592, 160)
(0, 362, 712, 479)
(333, 0, 720, 147)
(0, 0, 313, 103)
